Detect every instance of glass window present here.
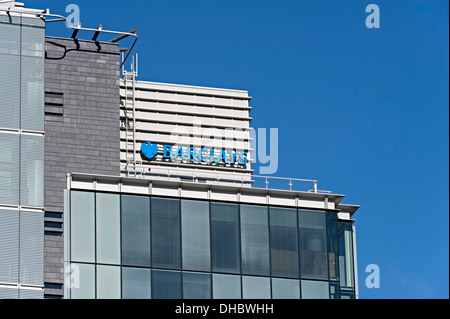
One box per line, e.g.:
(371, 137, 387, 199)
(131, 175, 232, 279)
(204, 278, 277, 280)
(338, 222, 355, 288)
(211, 202, 240, 274)
(70, 263, 95, 299)
(19, 289, 43, 299)
(298, 210, 328, 279)
(301, 280, 329, 299)
(242, 276, 271, 299)
(327, 212, 339, 280)
(70, 191, 95, 263)
(212, 274, 241, 299)
(20, 135, 44, 207)
(271, 278, 300, 299)
(0, 55, 20, 129)
(183, 272, 211, 299)
(21, 18, 45, 57)
(0, 210, 18, 283)
(0, 287, 18, 299)
(151, 198, 181, 269)
(19, 211, 43, 285)
(21, 56, 44, 132)
(240, 205, 270, 276)
(181, 200, 210, 271)
(96, 193, 120, 265)
(270, 207, 299, 278)
(121, 195, 150, 267)
(0, 15, 20, 55)
(0, 134, 19, 205)
(330, 282, 340, 299)
(96, 265, 121, 299)
(122, 267, 151, 299)
(152, 269, 181, 299)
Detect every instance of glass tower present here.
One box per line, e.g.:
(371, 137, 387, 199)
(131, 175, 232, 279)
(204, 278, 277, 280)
(0, 11, 45, 299)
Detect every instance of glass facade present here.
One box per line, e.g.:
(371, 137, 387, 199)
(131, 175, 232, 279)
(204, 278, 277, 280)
(0, 13, 44, 299)
(67, 191, 356, 299)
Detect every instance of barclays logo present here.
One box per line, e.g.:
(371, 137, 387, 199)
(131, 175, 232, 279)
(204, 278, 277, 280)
(140, 141, 248, 166)
(140, 141, 159, 160)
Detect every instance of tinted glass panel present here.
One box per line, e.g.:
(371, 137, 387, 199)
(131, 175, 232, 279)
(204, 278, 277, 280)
(339, 222, 355, 288)
(19, 211, 43, 285)
(327, 213, 339, 280)
(241, 205, 270, 276)
(70, 263, 95, 299)
(242, 276, 271, 299)
(211, 203, 240, 273)
(0, 210, 18, 283)
(121, 195, 150, 267)
(299, 210, 328, 279)
(20, 135, 44, 207)
(152, 198, 181, 269)
(181, 200, 210, 271)
(270, 207, 299, 278)
(212, 274, 241, 299)
(301, 280, 329, 299)
(0, 55, 20, 129)
(21, 57, 44, 131)
(271, 278, 300, 299)
(183, 272, 211, 299)
(0, 134, 19, 205)
(70, 191, 95, 263)
(122, 267, 151, 299)
(96, 193, 120, 265)
(152, 269, 181, 299)
(96, 265, 121, 299)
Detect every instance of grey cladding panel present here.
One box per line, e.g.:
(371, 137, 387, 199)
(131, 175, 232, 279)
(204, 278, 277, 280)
(44, 36, 120, 288)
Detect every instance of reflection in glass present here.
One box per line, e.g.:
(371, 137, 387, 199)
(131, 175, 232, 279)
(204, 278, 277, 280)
(152, 269, 181, 299)
(96, 265, 121, 299)
(152, 198, 181, 269)
(299, 210, 328, 279)
(270, 207, 299, 278)
(242, 276, 271, 299)
(212, 274, 241, 299)
(71, 191, 95, 263)
(183, 272, 211, 299)
(70, 263, 95, 299)
(122, 267, 151, 299)
(181, 200, 210, 271)
(301, 280, 329, 299)
(96, 193, 120, 265)
(211, 203, 240, 273)
(241, 205, 270, 276)
(271, 278, 300, 299)
(121, 195, 150, 267)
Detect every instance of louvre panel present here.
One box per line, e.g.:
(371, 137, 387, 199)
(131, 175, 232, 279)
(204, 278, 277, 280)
(0, 210, 19, 283)
(0, 54, 20, 129)
(19, 288, 43, 299)
(20, 56, 44, 131)
(20, 135, 44, 207)
(0, 134, 20, 205)
(19, 211, 44, 285)
(0, 287, 18, 299)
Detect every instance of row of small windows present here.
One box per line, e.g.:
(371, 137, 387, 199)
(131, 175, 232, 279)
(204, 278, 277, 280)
(70, 191, 355, 287)
(69, 265, 355, 299)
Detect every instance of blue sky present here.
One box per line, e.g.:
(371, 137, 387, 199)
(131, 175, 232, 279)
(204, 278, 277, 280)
(29, 0, 448, 298)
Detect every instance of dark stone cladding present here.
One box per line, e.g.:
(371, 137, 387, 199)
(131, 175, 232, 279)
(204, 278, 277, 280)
(43, 37, 120, 296)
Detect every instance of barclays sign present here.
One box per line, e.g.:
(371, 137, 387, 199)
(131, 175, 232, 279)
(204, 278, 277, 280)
(141, 141, 248, 165)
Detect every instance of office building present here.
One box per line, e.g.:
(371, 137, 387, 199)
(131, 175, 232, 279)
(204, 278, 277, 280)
(0, 1, 359, 299)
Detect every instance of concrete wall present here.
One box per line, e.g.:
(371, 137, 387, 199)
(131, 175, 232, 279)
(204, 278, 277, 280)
(44, 37, 120, 296)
